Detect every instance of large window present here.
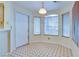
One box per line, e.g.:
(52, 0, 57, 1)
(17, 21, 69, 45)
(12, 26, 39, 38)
(62, 13, 70, 37)
(44, 15, 58, 35)
(15, 12, 29, 47)
(34, 17, 40, 34)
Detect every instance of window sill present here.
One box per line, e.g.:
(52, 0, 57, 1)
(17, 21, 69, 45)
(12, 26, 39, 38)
(62, 36, 70, 38)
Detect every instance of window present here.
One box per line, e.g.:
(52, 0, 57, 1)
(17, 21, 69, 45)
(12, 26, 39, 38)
(44, 15, 58, 35)
(62, 13, 70, 37)
(15, 12, 29, 47)
(34, 17, 40, 34)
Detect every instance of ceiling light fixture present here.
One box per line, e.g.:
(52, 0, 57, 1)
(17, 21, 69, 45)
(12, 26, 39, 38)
(39, 2, 47, 16)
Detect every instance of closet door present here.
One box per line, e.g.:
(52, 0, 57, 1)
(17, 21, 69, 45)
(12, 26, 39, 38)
(15, 12, 28, 48)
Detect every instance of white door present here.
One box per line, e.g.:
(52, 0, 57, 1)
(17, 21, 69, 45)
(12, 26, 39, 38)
(15, 12, 28, 48)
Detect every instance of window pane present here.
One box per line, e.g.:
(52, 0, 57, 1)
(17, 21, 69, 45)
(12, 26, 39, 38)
(34, 17, 40, 34)
(62, 13, 70, 37)
(44, 15, 58, 35)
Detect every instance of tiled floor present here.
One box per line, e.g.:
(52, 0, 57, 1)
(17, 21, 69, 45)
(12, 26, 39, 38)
(4, 43, 73, 57)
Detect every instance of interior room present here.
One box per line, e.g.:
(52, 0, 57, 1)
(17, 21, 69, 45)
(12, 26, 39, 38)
(0, 1, 79, 57)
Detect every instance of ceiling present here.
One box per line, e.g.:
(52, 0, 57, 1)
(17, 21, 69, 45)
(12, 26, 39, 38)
(13, 1, 74, 12)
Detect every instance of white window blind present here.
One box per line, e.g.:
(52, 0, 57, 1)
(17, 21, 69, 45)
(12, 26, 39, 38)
(44, 15, 58, 35)
(62, 13, 70, 37)
(34, 17, 40, 34)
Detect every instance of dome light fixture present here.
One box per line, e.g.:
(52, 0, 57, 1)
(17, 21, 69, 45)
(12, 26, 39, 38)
(39, 2, 47, 15)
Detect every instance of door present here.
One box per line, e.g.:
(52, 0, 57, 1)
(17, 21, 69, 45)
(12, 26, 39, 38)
(15, 12, 29, 48)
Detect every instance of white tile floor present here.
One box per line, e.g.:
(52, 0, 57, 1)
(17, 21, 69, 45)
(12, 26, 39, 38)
(4, 43, 73, 57)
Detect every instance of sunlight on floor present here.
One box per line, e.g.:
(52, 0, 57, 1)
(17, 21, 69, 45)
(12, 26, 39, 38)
(4, 43, 73, 57)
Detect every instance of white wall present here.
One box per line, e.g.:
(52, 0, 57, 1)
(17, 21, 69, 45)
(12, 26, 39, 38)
(13, 3, 33, 45)
(4, 2, 15, 52)
(3, 1, 79, 57)
(59, 2, 79, 57)
(0, 30, 10, 56)
(30, 1, 79, 57)
(4, 1, 33, 52)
